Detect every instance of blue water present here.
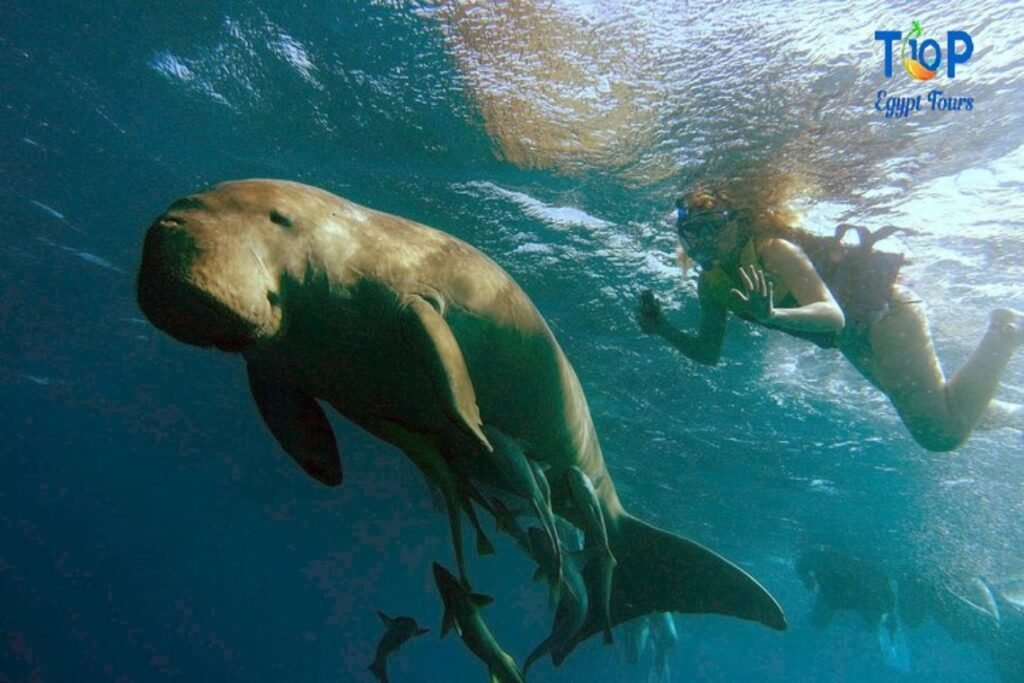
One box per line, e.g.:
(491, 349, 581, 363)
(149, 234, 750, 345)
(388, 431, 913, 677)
(2, 1, 1023, 681)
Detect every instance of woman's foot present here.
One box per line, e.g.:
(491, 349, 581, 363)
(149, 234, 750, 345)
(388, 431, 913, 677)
(978, 398, 1024, 431)
(989, 309, 1023, 347)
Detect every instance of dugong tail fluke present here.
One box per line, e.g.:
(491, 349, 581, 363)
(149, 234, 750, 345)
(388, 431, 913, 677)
(554, 512, 786, 665)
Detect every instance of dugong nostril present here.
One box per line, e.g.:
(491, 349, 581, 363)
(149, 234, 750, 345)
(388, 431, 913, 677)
(157, 216, 186, 228)
(141, 220, 199, 278)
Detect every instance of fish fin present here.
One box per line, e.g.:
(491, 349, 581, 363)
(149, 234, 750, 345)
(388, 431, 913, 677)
(975, 577, 1001, 622)
(441, 608, 457, 638)
(377, 611, 393, 626)
(522, 644, 546, 676)
(554, 512, 786, 666)
(247, 364, 342, 486)
(376, 421, 483, 588)
(399, 295, 492, 452)
(476, 524, 496, 556)
(471, 593, 494, 608)
(367, 657, 388, 683)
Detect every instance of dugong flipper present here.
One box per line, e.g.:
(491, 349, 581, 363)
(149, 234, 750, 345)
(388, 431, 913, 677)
(395, 294, 493, 453)
(136, 179, 786, 664)
(247, 365, 342, 485)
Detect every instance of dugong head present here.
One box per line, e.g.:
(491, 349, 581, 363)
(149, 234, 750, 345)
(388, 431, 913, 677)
(137, 180, 304, 351)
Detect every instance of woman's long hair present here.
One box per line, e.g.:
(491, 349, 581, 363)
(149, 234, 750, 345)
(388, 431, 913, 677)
(679, 181, 836, 270)
(678, 177, 909, 325)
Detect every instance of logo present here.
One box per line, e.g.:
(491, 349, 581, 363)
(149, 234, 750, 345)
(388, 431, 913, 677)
(872, 22, 975, 119)
(874, 22, 973, 80)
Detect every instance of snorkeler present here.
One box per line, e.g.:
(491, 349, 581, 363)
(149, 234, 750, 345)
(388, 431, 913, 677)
(638, 188, 1022, 451)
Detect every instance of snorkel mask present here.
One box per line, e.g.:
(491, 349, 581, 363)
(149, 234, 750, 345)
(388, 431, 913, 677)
(675, 197, 730, 267)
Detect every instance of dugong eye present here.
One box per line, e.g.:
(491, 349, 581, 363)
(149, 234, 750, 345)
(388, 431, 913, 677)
(269, 210, 293, 229)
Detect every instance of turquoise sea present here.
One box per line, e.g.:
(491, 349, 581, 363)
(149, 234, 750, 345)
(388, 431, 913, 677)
(2, 2, 1023, 681)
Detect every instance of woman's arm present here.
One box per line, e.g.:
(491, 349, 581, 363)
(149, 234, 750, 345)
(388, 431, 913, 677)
(735, 239, 845, 334)
(638, 281, 727, 365)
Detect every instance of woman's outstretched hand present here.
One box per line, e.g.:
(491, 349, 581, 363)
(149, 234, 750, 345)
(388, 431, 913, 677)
(638, 289, 664, 334)
(731, 266, 775, 322)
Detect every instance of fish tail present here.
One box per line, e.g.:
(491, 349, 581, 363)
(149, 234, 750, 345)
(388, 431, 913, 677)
(368, 657, 389, 683)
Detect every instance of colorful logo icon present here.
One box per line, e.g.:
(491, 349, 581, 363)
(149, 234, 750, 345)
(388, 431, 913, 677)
(875, 23, 973, 80)
(902, 21, 936, 80)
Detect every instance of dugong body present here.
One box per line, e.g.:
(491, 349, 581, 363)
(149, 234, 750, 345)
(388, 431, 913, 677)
(136, 179, 785, 659)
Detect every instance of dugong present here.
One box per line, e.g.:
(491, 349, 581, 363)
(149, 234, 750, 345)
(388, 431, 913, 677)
(136, 179, 786, 659)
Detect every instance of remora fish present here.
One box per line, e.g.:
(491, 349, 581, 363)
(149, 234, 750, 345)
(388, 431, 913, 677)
(368, 611, 429, 683)
(433, 562, 525, 683)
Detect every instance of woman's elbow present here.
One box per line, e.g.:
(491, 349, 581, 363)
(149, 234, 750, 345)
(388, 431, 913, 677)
(811, 301, 845, 333)
(828, 306, 846, 333)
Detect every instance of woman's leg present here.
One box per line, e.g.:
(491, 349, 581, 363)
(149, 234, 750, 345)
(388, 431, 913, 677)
(842, 287, 1022, 451)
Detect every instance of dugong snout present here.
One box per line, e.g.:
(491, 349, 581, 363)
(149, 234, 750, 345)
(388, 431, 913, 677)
(137, 209, 280, 351)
